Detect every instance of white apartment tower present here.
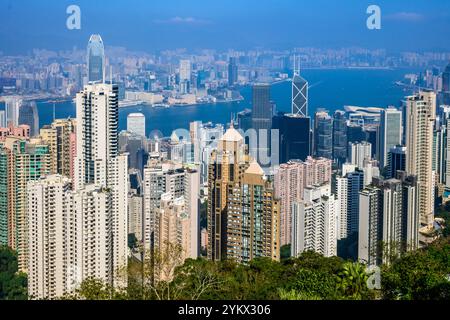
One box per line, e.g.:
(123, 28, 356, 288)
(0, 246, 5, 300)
(74, 82, 128, 287)
(404, 91, 436, 228)
(348, 141, 372, 169)
(291, 184, 338, 258)
(143, 157, 200, 259)
(27, 175, 73, 299)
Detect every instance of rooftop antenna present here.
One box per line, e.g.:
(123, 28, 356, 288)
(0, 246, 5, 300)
(53, 102, 56, 122)
(110, 65, 113, 84)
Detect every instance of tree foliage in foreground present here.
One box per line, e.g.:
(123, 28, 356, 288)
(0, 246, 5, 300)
(0, 246, 27, 300)
(71, 237, 450, 301)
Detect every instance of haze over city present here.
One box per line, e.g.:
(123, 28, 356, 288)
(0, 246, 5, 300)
(1, 0, 450, 53)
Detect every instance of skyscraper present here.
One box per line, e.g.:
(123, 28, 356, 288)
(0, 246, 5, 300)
(291, 184, 338, 258)
(226, 160, 280, 263)
(143, 158, 200, 259)
(336, 170, 365, 240)
(74, 82, 128, 285)
(387, 145, 407, 179)
(251, 84, 273, 165)
(358, 177, 419, 267)
(18, 101, 39, 137)
(273, 113, 311, 163)
(292, 58, 308, 117)
(27, 175, 73, 299)
(0, 137, 50, 270)
(74, 83, 119, 189)
(5, 97, 20, 127)
(127, 113, 146, 137)
(207, 125, 249, 261)
(314, 110, 333, 159)
(348, 142, 372, 169)
(274, 157, 332, 246)
(179, 59, 191, 82)
(40, 118, 77, 178)
(228, 57, 238, 87)
(404, 91, 436, 229)
(333, 110, 348, 165)
(378, 107, 402, 169)
(87, 34, 105, 83)
(251, 84, 272, 132)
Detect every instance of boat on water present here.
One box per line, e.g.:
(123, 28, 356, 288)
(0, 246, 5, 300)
(153, 103, 170, 108)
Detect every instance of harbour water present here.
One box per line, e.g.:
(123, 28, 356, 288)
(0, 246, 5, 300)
(31, 68, 414, 137)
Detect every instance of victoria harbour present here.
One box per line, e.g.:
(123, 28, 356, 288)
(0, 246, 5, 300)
(35, 68, 414, 137)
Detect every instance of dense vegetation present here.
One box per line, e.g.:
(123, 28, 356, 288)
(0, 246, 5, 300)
(1, 212, 449, 300)
(0, 246, 27, 300)
(67, 236, 449, 301)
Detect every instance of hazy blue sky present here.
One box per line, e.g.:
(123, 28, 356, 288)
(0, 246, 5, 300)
(0, 0, 449, 54)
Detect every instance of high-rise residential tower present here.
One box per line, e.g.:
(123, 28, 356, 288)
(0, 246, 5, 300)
(74, 82, 128, 286)
(291, 184, 338, 258)
(274, 157, 332, 246)
(404, 91, 436, 228)
(40, 118, 77, 178)
(226, 160, 280, 263)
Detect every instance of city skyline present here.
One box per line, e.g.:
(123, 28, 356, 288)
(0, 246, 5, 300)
(0, 1, 449, 305)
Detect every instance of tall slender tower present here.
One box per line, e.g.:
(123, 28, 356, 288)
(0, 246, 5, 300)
(404, 91, 436, 229)
(292, 56, 308, 117)
(87, 34, 105, 83)
(378, 107, 402, 169)
(74, 81, 128, 286)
